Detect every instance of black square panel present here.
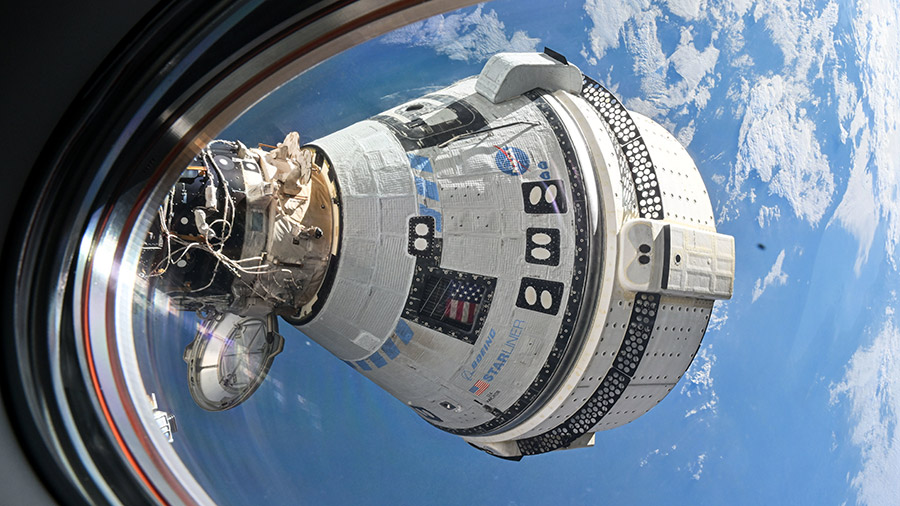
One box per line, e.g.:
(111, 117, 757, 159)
(522, 180, 567, 214)
(515, 277, 564, 315)
(408, 216, 435, 257)
(525, 228, 560, 266)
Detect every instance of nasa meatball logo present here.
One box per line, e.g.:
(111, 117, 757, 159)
(494, 145, 530, 175)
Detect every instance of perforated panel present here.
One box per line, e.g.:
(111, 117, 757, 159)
(612, 134, 640, 220)
(591, 384, 674, 429)
(516, 293, 660, 455)
(517, 369, 630, 455)
(516, 289, 662, 439)
(581, 76, 662, 219)
(629, 298, 713, 384)
(630, 114, 715, 230)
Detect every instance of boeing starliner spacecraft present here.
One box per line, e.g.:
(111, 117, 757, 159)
(140, 50, 734, 459)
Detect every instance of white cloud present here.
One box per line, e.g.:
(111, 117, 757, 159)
(296, 394, 323, 431)
(621, 15, 721, 119)
(848, 99, 867, 141)
(583, 0, 650, 60)
(833, 69, 859, 143)
(669, 28, 720, 98)
(731, 54, 754, 69)
(717, 0, 841, 226)
(681, 344, 718, 419)
(706, 1, 751, 55)
(736, 0, 900, 276)
(727, 75, 835, 225)
(830, 316, 900, 505)
(828, 0, 900, 272)
(828, 127, 877, 274)
(677, 121, 696, 147)
(757, 205, 781, 228)
(723, 75, 752, 124)
(689, 453, 707, 480)
(379, 85, 445, 107)
(584, 0, 749, 65)
(626, 8, 668, 103)
(380, 5, 539, 62)
(665, 0, 703, 20)
(752, 1, 838, 81)
(595, 18, 718, 145)
(639, 444, 677, 467)
(708, 300, 729, 332)
(752, 249, 788, 302)
(579, 44, 597, 66)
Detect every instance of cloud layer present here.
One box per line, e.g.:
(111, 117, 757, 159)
(752, 249, 788, 302)
(731, 76, 835, 226)
(380, 5, 539, 62)
(583, 0, 838, 228)
(830, 316, 900, 505)
(721, 1, 839, 227)
(583, 0, 650, 62)
(680, 344, 718, 420)
(829, 0, 900, 272)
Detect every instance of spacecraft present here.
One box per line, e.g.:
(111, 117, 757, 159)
(141, 50, 734, 459)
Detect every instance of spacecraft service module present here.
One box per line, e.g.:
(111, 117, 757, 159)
(142, 50, 734, 460)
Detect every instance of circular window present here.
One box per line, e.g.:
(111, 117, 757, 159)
(4, 0, 897, 505)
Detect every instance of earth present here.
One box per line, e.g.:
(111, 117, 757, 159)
(146, 1, 900, 504)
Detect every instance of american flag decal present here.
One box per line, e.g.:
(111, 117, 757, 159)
(442, 279, 484, 325)
(470, 379, 490, 396)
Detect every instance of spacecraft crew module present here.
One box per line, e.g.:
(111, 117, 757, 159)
(141, 50, 734, 459)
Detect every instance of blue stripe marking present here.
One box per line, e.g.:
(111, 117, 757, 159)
(425, 180, 439, 200)
(395, 320, 413, 344)
(408, 153, 433, 173)
(414, 177, 439, 200)
(418, 204, 442, 232)
(415, 176, 426, 197)
(381, 339, 400, 360)
(355, 360, 372, 371)
(343, 360, 357, 369)
(369, 352, 388, 368)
